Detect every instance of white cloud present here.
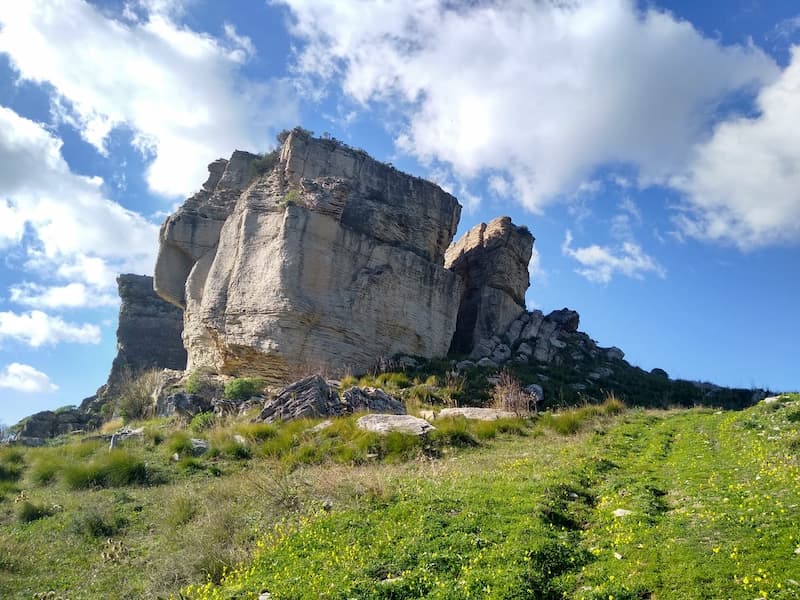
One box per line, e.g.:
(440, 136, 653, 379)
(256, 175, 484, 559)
(0, 310, 101, 347)
(0, 363, 58, 393)
(9, 282, 118, 310)
(0, 106, 157, 291)
(282, 0, 777, 212)
(0, 0, 298, 198)
(671, 46, 800, 249)
(562, 230, 665, 284)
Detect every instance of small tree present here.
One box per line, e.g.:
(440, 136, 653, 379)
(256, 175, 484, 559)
(114, 368, 162, 423)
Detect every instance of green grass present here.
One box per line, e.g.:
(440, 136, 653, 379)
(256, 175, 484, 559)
(1, 395, 798, 599)
(181, 396, 800, 600)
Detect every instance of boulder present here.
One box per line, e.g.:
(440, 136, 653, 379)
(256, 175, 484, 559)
(157, 392, 211, 418)
(546, 308, 580, 333)
(259, 375, 406, 423)
(446, 216, 534, 355)
(16, 409, 99, 440)
(606, 347, 625, 361)
(476, 357, 499, 369)
(524, 384, 544, 404)
(490, 344, 512, 363)
(155, 129, 462, 380)
(455, 360, 476, 371)
(356, 414, 435, 436)
(520, 310, 544, 340)
(518, 342, 533, 356)
(341, 386, 406, 414)
(437, 407, 517, 421)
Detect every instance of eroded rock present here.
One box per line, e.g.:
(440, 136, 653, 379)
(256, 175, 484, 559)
(445, 216, 533, 355)
(356, 414, 435, 436)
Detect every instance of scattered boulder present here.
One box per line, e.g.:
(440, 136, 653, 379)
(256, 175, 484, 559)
(476, 357, 499, 369)
(15, 409, 100, 440)
(437, 407, 517, 421)
(455, 360, 476, 371)
(490, 344, 512, 363)
(588, 367, 614, 380)
(259, 375, 406, 423)
(650, 368, 669, 379)
(157, 392, 211, 419)
(356, 414, 435, 436)
(108, 426, 144, 450)
(342, 386, 406, 414)
(606, 347, 625, 361)
(446, 216, 533, 355)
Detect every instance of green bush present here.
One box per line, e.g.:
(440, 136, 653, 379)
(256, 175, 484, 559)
(166, 432, 195, 456)
(190, 412, 217, 433)
(68, 508, 125, 538)
(247, 149, 279, 179)
(0, 448, 24, 482)
(114, 368, 161, 423)
(223, 377, 266, 401)
(16, 501, 51, 523)
(62, 450, 154, 489)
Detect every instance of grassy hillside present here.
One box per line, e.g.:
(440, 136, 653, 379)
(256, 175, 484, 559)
(1, 395, 798, 599)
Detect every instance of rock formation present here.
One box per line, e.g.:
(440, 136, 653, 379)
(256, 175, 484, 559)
(155, 128, 463, 381)
(258, 375, 406, 422)
(80, 274, 186, 415)
(14, 408, 100, 443)
(109, 274, 187, 383)
(445, 217, 534, 354)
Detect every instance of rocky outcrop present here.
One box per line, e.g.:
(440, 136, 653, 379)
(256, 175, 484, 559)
(109, 274, 187, 384)
(81, 275, 186, 415)
(155, 129, 462, 381)
(14, 408, 100, 441)
(445, 217, 534, 354)
(258, 375, 405, 423)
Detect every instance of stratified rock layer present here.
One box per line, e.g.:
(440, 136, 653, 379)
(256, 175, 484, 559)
(445, 217, 534, 354)
(110, 274, 187, 383)
(155, 129, 463, 380)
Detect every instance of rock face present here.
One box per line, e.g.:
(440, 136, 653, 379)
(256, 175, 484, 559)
(258, 375, 406, 422)
(16, 409, 100, 440)
(155, 129, 463, 381)
(109, 274, 187, 384)
(445, 217, 534, 354)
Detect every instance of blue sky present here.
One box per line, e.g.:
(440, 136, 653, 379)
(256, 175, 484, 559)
(0, 0, 798, 426)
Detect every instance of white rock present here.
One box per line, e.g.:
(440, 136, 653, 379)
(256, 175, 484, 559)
(356, 414, 435, 436)
(437, 407, 517, 421)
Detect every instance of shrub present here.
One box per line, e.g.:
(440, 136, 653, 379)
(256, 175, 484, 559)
(0, 448, 24, 482)
(114, 368, 162, 423)
(29, 455, 62, 486)
(62, 450, 154, 489)
(491, 370, 536, 416)
(601, 393, 626, 416)
(17, 501, 51, 523)
(234, 422, 278, 442)
(247, 149, 279, 179)
(68, 508, 125, 538)
(190, 412, 216, 433)
(166, 432, 195, 456)
(223, 377, 266, 401)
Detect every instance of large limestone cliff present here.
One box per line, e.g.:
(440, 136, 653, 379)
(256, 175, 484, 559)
(445, 217, 534, 354)
(155, 129, 463, 380)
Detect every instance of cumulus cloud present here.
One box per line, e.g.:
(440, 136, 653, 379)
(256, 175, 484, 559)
(0, 106, 156, 294)
(0, 0, 298, 197)
(0, 363, 58, 393)
(671, 46, 800, 248)
(562, 230, 665, 284)
(281, 0, 777, 211)
(9, 283, 118, 310)
(0, 310, 101, 347)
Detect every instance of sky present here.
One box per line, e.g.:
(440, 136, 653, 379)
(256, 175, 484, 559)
(0, 0, 798, 426)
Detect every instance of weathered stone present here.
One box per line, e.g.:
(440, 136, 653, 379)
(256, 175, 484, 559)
(606, 347, 625, 361)
(490, 344, 512, 363)
(650, 368, 669, 379)
(518, 342, 533, 356)
(157, 392, 211, 418)
(588, 367, 614, 380)
(190, 438, 210, 456)
(446, 216, 533, 354)
(569, 383, 587, 391)
(455, 360, 476, 371)
(341, 386, 406, 415)
(520, 310, 544, 340)
(16, 409, 99, 439)
(546, 308, 580, 333)
(109, 426, 144, 450)
(259, 375, 405, 423)
(157, 129, 462, 381)
(437, 407, 517, 421)
(550, 338, 567, 349)
(470, 338, 496, 359)
(507, 318, 525, 345)
(356, 414, 435, 436)
(81, 275, 186, 414)
(476, 357, 499, 369)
